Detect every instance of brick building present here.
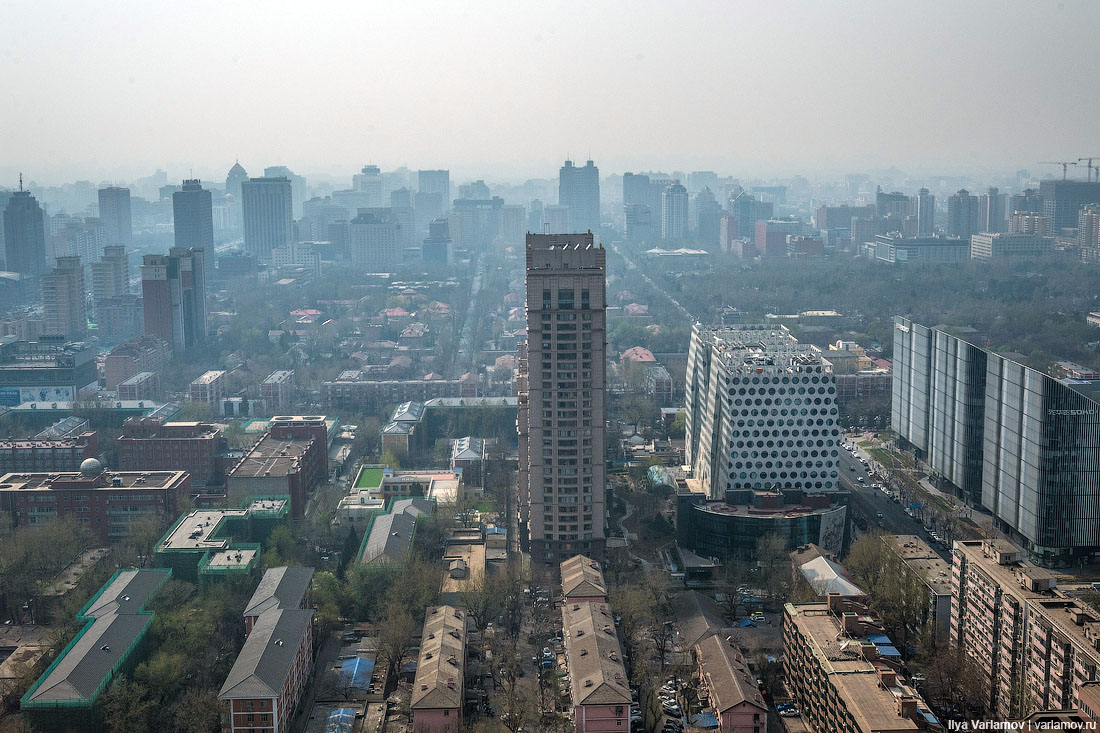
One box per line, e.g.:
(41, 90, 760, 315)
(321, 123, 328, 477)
(243, 566, 314, 635)
(321, 371, 476, 411)
(0, 432, 98, 474)
(783, 595, 938, 733)
(218, 606, 314, 733)
(951, 539, 1100, 718)
(260, 370, 294, 412)
(0, 462, 189, 544)
(118, 417, 227, 488)
(561, 600, 631, 732)
(226, 434, 325, 518)
(103, 335, 171, 391)
(693, 635, 768, 733)
(410, 605, 467, 732)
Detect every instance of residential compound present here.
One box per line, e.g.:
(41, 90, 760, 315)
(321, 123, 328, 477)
(410, 605, 468, 732)
(893, 316, 1100, 565)
(951, 538, 1100, 718)
(684, 323, 840, 499)
(517, 233, 607, 563)
(881, 535, 953, 645)
(784, 595, 940, 733)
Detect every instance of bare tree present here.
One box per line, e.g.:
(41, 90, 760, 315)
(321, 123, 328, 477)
(375, 600, 417, 683)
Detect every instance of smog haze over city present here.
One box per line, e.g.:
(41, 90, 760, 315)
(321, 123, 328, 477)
(4, 3, 1100, 733)
(3, 0, 1100, 182)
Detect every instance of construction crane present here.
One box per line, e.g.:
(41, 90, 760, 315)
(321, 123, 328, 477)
(1078, 157, 1100, 182)
(1039, 161, 1078, 180)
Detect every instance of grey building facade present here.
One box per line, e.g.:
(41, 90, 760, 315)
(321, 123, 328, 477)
(241, 177, 293, 261)
(892, 316, 1100, 565)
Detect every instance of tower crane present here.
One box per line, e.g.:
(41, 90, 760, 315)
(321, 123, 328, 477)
(1078, 157, 1100, 183)
(1038, 161, 1078, 180)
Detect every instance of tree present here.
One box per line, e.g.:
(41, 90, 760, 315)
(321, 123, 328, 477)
(173, 688, 221, 733)
(755, 532, 793, 605)
(461, 571, 503, 631)
(102, 676, 156, 733)
(337, 526, 360, 579)
(380, 448, 403, 470)
(375, 599, 417, 682)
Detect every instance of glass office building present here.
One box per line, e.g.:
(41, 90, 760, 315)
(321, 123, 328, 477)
(893, 316, 1100, 565)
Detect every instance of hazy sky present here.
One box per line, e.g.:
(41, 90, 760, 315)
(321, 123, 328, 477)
(3, 0, 1100, 185)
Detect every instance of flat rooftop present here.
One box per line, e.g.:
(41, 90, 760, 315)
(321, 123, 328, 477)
(205, 548, 257, 568)
(231, 437, 311, 478)
(883, 535, 952, 594)
(0, 470, 186, 492)
(786, 602, 924, 732)
(191, 370, 225, 385)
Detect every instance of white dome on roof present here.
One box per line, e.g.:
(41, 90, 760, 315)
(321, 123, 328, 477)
(80, 458, 103, 477)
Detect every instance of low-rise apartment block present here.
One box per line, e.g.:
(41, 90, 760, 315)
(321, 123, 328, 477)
(882, 535, 953, 645)
(951, 539, 1100, 718)
(260, 370, 295, 412)
(561, 600, 631, 732)
(693, 635, 768, 733)
(784, 595, 939, 733)
(117, 370, 160, 401)
(218, 606, 314, 733)
(410, 605, 467, 732)
(190, 370, 228, 405)
(243, 566, 314, 635)
(103, 335, 171, 390)
(561, 555, 609, 603)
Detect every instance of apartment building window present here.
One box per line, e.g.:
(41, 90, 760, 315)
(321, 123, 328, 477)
(558, 289, 574, 309)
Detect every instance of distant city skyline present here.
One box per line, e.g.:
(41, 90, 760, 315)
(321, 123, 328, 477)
(2, 1, 1099, 184)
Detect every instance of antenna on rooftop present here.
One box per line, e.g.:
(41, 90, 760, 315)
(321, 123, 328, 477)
(19, 173, 23, 192)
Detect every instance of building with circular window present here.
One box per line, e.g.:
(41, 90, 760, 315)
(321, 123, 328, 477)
(685, 324, 841, 498)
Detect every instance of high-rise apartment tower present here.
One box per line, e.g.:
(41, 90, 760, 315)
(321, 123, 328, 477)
(518, 232, 606, 563)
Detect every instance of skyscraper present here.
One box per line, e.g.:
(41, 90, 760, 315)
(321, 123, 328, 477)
(173, 179, 214, 273)
(978, 187, 1006, 233)
(558, 160, 600, 232)
(97, 187, 132, 246)
(349, 212, 399, 271)
(40, 256, 87, 340)
(3, 187, 47, 276)
(225, 161, 248, 199)
(1038, 179, 1100, 231)
(661, 182, 688, 240)
(241, 177, 293, 262)
(141, 248, 207, 351)
(418, 170, 450, 210)
(915, 188, 935, 236)
(518, 232, 606, 563)
(263, 166, 306, 218)
(946, 189, 979, 238)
